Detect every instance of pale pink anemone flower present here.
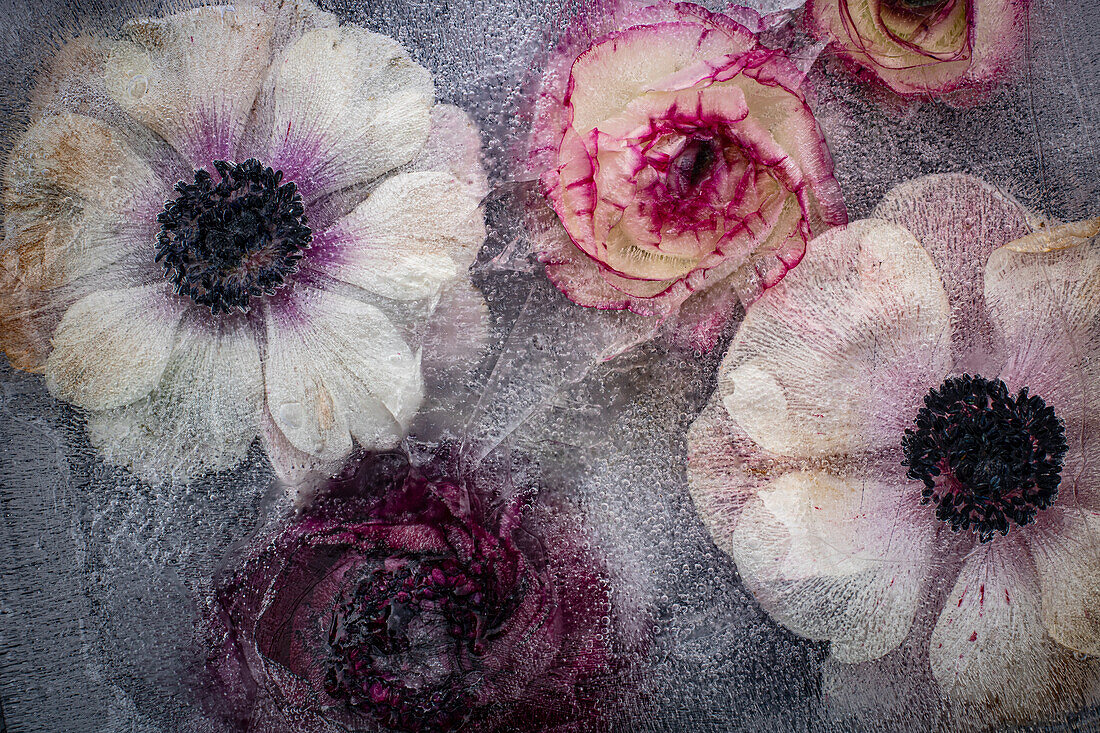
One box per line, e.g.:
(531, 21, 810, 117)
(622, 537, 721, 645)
(806, 0, 1031, 100)
(528, 0, 847, 351)
(0, 0, 489, 484)
(688, 173, 1100, 726)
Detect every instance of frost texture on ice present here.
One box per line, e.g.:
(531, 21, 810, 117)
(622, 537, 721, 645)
(1, 0, 1100, 730)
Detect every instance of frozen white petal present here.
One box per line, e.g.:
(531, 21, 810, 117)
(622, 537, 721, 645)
(85, 321, 262, 482)
(103, 5, 274, 166)
(930, 536, 1099, 725)
(261, 26, 433, 201)
(259, 403, 344, 499)
(719, 219, 951, 458)
(263, 287, 421, 461)
(408, 104, 489, 198)
(1028, 508, 1100, 657)
(731, 469, 932, 663)
(2, 113, 161, 289)
(314, 172, 485, 301)
(45, 285, 184, 411)
(985, 232, 1100, 510)
(873, 173, 1033, 371)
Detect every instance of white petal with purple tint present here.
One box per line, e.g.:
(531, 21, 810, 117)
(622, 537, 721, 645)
(985, 233, 1100, 510)
(263, 288, 421, 462)
(315, 171, 485, 301)
(103, 5, 274, 166)
(719, 219, 951, 458)
(261, 26, 433, 201)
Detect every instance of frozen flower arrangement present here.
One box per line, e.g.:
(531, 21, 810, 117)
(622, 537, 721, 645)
(0, 0, 488, 484)
(688, 173, 1100, 726)
(806, 0, 1031, 100)
(210, 449, 618, 732)
(528, 0, 847, 351)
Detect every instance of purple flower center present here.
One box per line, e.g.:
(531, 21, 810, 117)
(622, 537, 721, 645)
(323, 557, 495, 731)
(667, 137, 721, 198)
(902, 375, 1067, 541)
(882, 0, 951, 11)
(156, 159, 312, 314)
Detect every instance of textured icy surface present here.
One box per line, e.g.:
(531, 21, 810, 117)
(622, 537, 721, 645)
(1, 0, 1099, 730)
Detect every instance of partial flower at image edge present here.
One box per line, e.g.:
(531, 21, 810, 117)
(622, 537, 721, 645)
(687, 171, 1100, 727)
(209, 448, 629, 733)
(526, 0, 847, 352)
(805, 0, 1032, 102)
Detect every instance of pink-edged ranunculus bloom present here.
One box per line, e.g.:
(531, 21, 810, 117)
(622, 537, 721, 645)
(530, 0, 847, 350)
(210, 451, 615, 733)
(807, 0, 1030, 98)
(688, 173, 1100, 726)
(0, 0, 488, 484)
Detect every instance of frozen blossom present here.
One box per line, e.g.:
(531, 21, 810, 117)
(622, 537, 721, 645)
(210, 449, 621, 732)
(528, 0, 846, 351)
(0, 0, 1099, 730)
(688, 173, 1100, 727)
(0, 0, 488, 484)
(806, 0, 1031, 100)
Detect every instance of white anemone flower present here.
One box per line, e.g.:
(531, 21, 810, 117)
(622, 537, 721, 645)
(688, 174, 1100, 727)
(0, 0, 489, 484)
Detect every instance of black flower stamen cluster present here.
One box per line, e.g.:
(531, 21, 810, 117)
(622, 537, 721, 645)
(156, 159, 312, 313)
(902, 374, 1067, 541)
(886, 0, 946, 10)
(323, 557, 496, 732)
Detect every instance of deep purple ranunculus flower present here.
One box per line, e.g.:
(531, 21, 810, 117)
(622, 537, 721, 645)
(209, 451, 616, 732)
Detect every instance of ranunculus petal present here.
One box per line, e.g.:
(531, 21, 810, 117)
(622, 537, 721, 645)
(808, 0, 969, 94)
(730, 468, 932, 663)
(45, 285, 184, 411)
(807, 0, 1029, 98)
(566, 21, 754, 134)
(873, 173, 1031, 371)
(1027, 507, 1100, 658)
(260, 26, 433, 202)
(311, 172, 485, 301)
(102, 5, 274, 166)
(718, 219, 951, 458)
(929, 535, 1099, 724)
(85, 319, 262, 482)
(963, 0, 1031, 91)
(984, 230, 1100, 509)
(263, 287, 421, 461)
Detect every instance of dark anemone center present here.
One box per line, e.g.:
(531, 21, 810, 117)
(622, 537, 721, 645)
(667, 137, 721, 197)
(883, 0, 951, 11)
(902, 375, 1067, 541)
(323, 558, 490, 732)
(156, 159, 311, 314)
